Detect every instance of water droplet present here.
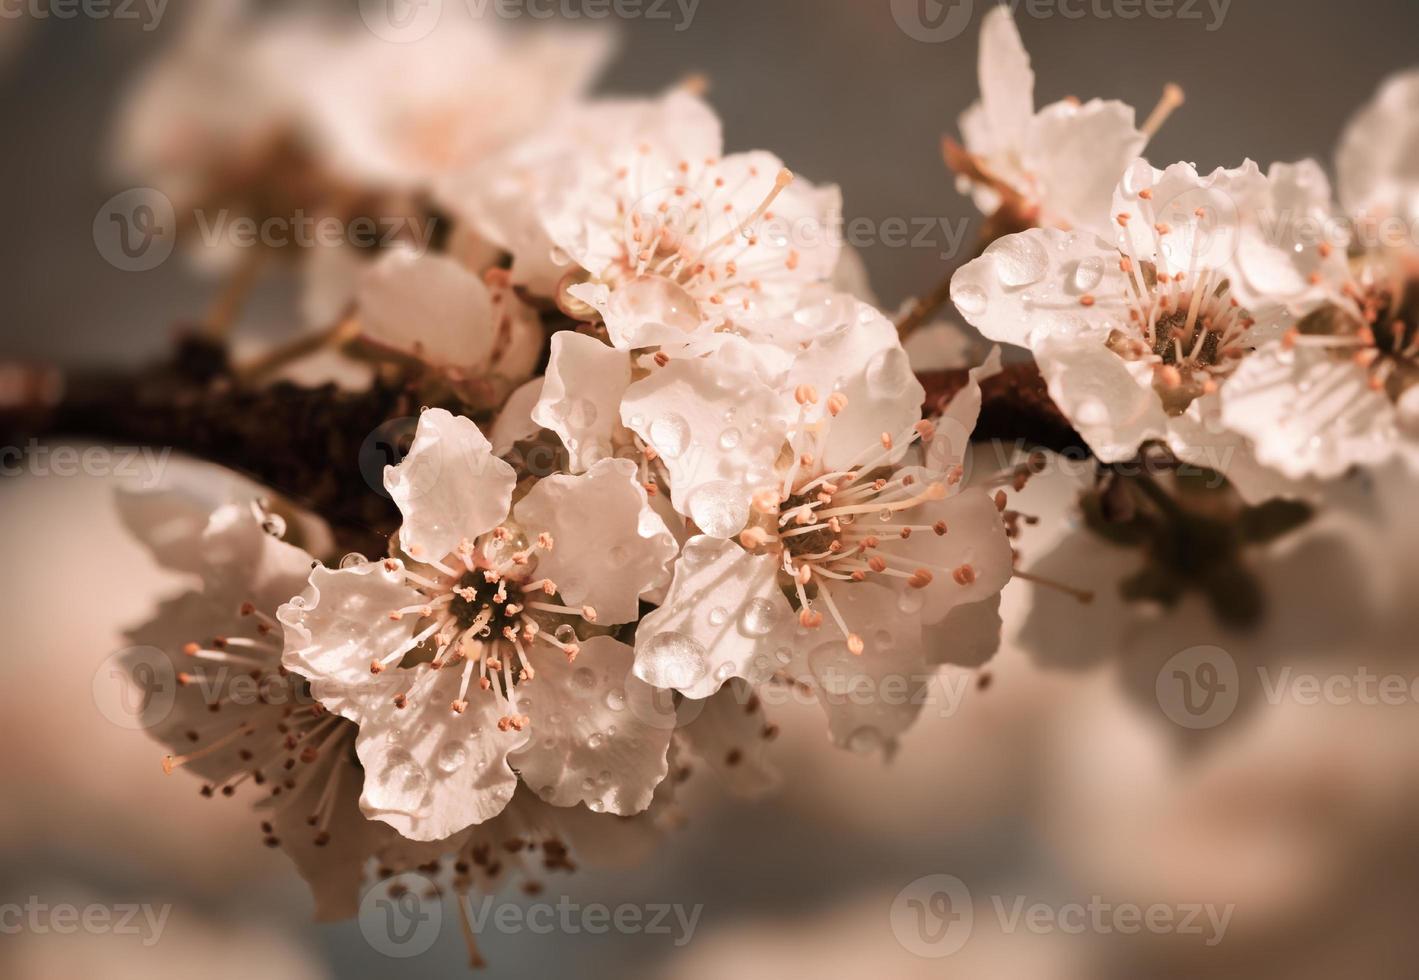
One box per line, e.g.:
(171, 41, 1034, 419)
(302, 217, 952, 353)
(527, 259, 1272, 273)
(380, 753, 429, 810)
(951, 281, 987, 317)
(573, 666, 596, 690)
(708, 606, 728, 626)
(1121, 159, 1156, 199)
(873, 628, 894, 649)
(714, 661, 736, 683)
(865, 346, 913, 399)
(587, 732, 604, 749)
(984, 235, 1048, 287)
(555, 624, 579, 645)
(339, 552, 368, 569)
(897, 590, 924, 615)
(638, 631, 710, 689)
(680, 537, 723, 566)
(556, 397, 598, 429)
(260, 513, 287, 538)
(1072, 255, 1105, 292)
(605, 689, 626, 711)
(588, 799, 606, 813)
(649, 413, 691, 458)
(739, 598, 781, 637)
(718, 427, 742, 450)
(435, 741, 468, 774)
(774, 646, 792, 665)
(688, 481, 749, 537)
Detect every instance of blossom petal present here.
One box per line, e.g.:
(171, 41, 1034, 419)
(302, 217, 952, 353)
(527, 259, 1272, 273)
(677, 679, 780, 797)
(1220, 341, 1402, 480)
(490, 377, 545, 456)
(357, 250, 495, 369)
(1336, 69, 1419, 222)
(1036, 335, 1170, 463)
(634, 536, 794, 699)
(978, 5, 1034, 152)
(513, 458, 678, 625)
(384, 408, 516, 560)
(352, 667, 526, 841)
(1022, 98, 1144, 235)
(531, 331, 631, 473)
(873, 486, 1014, 625)
(510, 635, 673, 815)
(278, 561, 423, 695)
(621, 359, 788, 538)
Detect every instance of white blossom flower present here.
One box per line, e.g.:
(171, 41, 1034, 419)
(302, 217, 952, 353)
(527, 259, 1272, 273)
(625, 314, 1013, 748)
(279, 409, 679, 841)
(951, 5, 1152, 235)
(952, 159, 1296, 495)
(298, 15, 612, 194)
(1219, 80, 1419, 480)
(443, 87, 724, 298)
(530, 97, 842, 351)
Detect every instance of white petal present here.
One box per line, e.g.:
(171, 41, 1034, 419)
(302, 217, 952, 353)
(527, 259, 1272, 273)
(510, 635, 673, 815)
(795, 582, 928, 750)
(199, 501, 320, 613)
(1021, 98, 1144, 236)
(634, 536, 794, 699)
(782, 299, 925, 471)
(1234, 160, 1347, 310)
(1036, 335, 1170, 463)
(873, 486, 1014, 625)
(278, 561, 424, 694)
(513, 458, 678, 625)
(677, 679, 780, 797)
(1220, 341, 1402, 480)
(621, 359, 788, 538)
(951, 226, 1120, 349)
(1336, 69, 1419, 222)
(925, 346, 1002, 473)
(531, 331, 631, 473)
(352, 667, 525, 841)
(384, 408, 516, 560)
(357, 250, 495, 369)
(977, 5, 1035, 152)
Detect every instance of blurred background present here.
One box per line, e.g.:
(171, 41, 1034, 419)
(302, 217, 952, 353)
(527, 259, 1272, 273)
(4, 1, 1419, 977)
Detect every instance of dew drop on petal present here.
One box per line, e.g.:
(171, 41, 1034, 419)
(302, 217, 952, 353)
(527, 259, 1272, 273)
(435, 741, 468, 774)
(984, 235, 1048, 288)
(738, 598, 781, 637)
(865, 346, 913, 399)
(587, 731, 604, 749)
(718, 428, 742, 450)
(380, 753, 429, 810)
(897, 590, 924, 615)
(951, 280, 988, 317)
(688, 481, 749, 537)
(555, 624, 579, 645)
(1072, 255, 1105, 292)
(614, 275, 702, 333)
(339, 552, 368, 569)
(649, 413, 691, 458)
(714, 662, 736, 683)
(1121, 159, 1156, 199)
(639, 631, 710, 689)
(573, 666, 596, 691)
(605, 688, 626, 712)
(708, 606, 728, 626)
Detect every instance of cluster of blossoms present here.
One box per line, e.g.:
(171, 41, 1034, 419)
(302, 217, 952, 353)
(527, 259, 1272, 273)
(948, 6, 1419, 492)
(112, 3, 1419, 958)
(116, 5, 1020, 941)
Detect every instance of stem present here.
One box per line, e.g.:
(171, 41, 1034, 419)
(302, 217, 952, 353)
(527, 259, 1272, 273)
(202, 247, 268, 341)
